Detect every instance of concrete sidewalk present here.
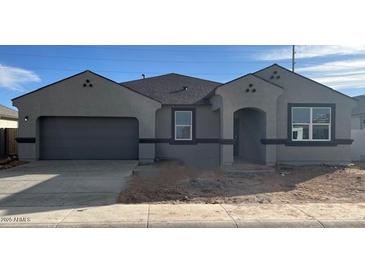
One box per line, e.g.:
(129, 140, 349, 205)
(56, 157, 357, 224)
(0, 203, 364, 228)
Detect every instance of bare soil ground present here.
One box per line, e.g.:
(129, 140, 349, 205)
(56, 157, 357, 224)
(0, 157, 28, 170)
(118, 161, 365, 204)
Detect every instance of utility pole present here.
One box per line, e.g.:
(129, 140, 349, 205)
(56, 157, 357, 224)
(292, 45, 296, 72)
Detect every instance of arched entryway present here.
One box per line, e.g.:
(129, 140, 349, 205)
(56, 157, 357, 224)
(233, 108, 266, 164)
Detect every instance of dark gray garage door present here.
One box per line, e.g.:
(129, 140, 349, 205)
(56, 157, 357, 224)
(39, 117, 138, 160)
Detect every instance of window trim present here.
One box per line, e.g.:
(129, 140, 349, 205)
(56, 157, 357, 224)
(171, 107, 196, 144)
(287, 103, 336, 144)
(174, 110, 193, 141)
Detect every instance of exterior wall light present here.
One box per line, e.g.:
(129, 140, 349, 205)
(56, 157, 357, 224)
(24, 116, 29, 122)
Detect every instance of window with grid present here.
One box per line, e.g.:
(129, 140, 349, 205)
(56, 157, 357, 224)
(292, 107, 331, 141)
(174, 111, 193, 140)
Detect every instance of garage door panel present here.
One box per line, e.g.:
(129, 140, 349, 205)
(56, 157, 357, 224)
(39, 117, 138, 160)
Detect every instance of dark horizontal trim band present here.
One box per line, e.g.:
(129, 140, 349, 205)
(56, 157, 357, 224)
(261, 138, 353, 146)
(16, 137, 36, 143)
(139, 138, 234, 145)
(260, 138, 287, 144)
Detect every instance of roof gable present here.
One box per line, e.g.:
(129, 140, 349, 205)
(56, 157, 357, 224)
(12, 70, 161, 103)
(254, 64, 355, 102)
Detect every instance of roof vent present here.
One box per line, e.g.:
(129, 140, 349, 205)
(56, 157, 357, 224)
(169, 86, 189, 94)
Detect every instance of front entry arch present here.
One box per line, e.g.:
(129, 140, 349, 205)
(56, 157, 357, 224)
(233, 108, 266, 164)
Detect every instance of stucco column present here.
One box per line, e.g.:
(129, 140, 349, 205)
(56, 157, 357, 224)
(220, 109, 234, 166)
(265, 109, 277, 165)
(16, 109, 38, 160)
(138, 117, 156, 164)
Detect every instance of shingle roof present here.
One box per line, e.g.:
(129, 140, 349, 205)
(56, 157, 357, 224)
(121, 73, 222, 104)
(0, 104, 18, 119)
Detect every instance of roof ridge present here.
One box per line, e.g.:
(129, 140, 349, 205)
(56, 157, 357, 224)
(167, 73, 222, 84)
(121, 72, 222, 85)
(121, 73, 175, 84)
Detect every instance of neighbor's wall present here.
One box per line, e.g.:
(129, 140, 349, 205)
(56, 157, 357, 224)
(351, 129, 365, 161)
(255, 66, 355, 165)
(351, 116, 361, 130)
(0, 119, 17, 128)
(155, 105, 221, 168)
(13, 71, 161, 161)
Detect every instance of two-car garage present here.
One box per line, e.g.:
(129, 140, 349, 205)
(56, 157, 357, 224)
(39, 117, 139, 160)
(13, 70, 161, 162)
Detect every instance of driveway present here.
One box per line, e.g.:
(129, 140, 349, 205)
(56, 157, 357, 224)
(0, 161, 137, 211)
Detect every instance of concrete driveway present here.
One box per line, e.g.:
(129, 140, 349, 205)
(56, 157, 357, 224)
(0, 160, 137, 210)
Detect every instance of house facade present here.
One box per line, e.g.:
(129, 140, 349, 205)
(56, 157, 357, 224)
(12, 64, 355, 167)
(0, 104, 18, 128)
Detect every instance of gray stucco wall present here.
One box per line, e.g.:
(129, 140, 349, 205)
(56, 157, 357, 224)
(212, 65, 355, 165)
(13, 71, 161, 161)
(255, 65, 355, 165)
(155, 105, 221, 168)
(213, 73, 283, 165)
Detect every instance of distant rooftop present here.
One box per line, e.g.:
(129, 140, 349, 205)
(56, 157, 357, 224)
(0, 104, 18, 120)
(352, 94, 365, 115)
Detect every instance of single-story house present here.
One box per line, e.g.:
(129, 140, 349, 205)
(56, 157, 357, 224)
(351, 95, 365, 161)
(0, 104, 18, 128)
(12, 64, 356, 167)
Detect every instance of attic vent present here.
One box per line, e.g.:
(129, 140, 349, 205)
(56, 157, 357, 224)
(245, 84, 256, 93)
(83, 79, 93, 88)
(270, 71, 281, 80)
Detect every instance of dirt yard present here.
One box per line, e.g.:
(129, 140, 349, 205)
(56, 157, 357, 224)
(0, 157, 28, 170)
(118, 161, 365, 204)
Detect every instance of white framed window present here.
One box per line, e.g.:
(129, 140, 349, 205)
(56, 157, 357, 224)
(292, 107, 331, 141)
(174, 110, 193, 140)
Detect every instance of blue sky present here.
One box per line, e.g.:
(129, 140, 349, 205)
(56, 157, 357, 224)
(1, 45, 365, 109)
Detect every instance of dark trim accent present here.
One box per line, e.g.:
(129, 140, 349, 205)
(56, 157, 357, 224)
(287, 103, 336, 142)
(220, 139, 235, 145)
(16, 137, 36, 143)
(171, 107, 196, 144)
(139, 138, 170, 143)
(139, 138, 234, 145)
(285, 140, 353, 146)
(261, 138, 353, 146)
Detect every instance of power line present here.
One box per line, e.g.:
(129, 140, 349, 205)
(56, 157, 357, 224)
(52, 45, 274, 54)
(16, 66, 251, 76)
(0, 52, 277, 64)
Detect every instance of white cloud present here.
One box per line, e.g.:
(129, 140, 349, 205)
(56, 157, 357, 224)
(313, 74, 365, 89)
(297, 58, 365, 73)
(0, 64, 40, 91)
(295, 58, 365, 90)
(258, 45, 365, 61)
